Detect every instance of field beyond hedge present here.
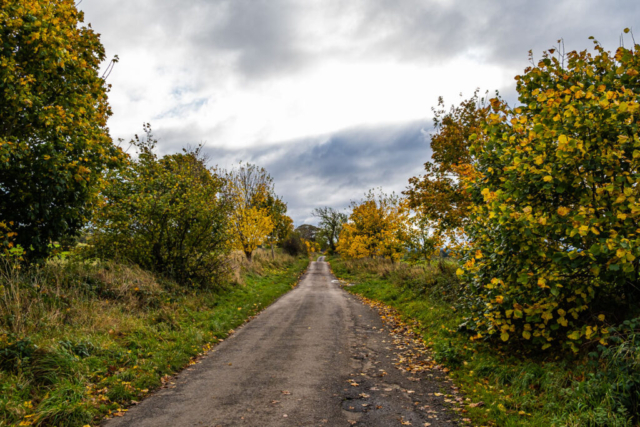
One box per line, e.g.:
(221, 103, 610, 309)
(0, 251, 308, 427)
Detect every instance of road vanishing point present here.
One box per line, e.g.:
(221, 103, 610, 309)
(104, 259, 460, 427)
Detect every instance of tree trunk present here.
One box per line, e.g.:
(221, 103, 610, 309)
(271, 243, 275, 259)
(244, 250, 252, 262)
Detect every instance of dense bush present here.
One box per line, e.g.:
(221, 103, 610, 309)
(458, 36, 640, 350)
(281, 232, 308, 256)
(0, 0, 124, 261)
(90, 128, 232, 288)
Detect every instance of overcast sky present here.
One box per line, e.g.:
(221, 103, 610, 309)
(80, 0, 638, 225)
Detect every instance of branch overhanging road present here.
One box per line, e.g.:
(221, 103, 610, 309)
(104, 259, 461, 427)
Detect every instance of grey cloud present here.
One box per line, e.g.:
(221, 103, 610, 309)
(352, 0, 640, 68)
(122, 118, 432, 227)
(201, 0, 308, 79)
(183, 121, 432, 225)
(84, 0, 640, 87)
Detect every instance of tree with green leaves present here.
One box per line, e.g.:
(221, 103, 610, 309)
(0, 0, 123, 261)
(91, 127, 232, 288)
(312, 207, 347, 253)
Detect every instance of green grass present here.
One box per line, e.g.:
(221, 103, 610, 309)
(328, 256, 639, 427)
(0, 251, 308, 426)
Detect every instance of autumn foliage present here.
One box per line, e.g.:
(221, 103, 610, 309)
(405, 91, 489, 246)
(337, 191, 408, 262)
(450, 35, 640, 350)
(224, 163, 274, 262)
(0, 0, 124, 261)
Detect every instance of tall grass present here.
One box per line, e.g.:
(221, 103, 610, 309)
(0, 249, 306, 426)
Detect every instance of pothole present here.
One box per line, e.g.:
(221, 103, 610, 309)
(341, 399, 370, 412)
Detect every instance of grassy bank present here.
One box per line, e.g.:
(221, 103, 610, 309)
(0, 250, 308, 427)
(328, 256, 639, 427)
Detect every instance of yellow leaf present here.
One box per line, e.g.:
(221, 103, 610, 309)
(567, 330, 581, 340)
(558, 134, 568, 149)
(500, 331, 509, 341)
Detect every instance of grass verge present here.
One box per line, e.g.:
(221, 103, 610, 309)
(0, 250, 308, 426)
(328, 255, 639, 427)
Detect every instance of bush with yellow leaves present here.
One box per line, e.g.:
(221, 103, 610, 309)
(458, 34, 640, 351)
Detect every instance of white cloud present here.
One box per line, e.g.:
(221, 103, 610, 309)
(79, 0, 639, 222)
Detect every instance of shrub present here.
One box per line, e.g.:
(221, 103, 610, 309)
(281, 232, 308, 256)
(459, 34, 640, 350)
(90, 127, 232, 288)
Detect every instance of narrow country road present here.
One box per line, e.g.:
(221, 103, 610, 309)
(104, 259, 460, 427)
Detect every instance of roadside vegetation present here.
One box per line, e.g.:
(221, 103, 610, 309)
(0, 251, 307, 426)
(330, 256, 639, 426)
(323, 31, 640, 426)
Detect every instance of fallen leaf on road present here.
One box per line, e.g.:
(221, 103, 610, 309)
(281, 390, 291, 395)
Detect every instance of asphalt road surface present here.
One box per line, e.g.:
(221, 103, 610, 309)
(105, 259, 459, 427)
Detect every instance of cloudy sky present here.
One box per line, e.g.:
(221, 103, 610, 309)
(80, 0, 638, 225)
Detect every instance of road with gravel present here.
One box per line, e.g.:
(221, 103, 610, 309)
(104, 258, 460, 427)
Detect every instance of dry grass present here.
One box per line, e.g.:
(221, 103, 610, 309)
(0, 259, 164, 337)
(0, 248, 296, 338)
(228, 248, 296, 285)
(337, 256, 461, 301)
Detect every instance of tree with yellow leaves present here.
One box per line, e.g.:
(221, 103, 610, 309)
(458, 33, 640, 351)
(337, 190, 408, 261)
(224, 163, 275, 261)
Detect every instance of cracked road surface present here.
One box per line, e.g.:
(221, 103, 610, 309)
(105, 259, 459, 427)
